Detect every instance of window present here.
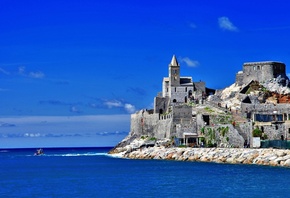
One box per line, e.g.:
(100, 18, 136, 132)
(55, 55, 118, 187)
(255, 114, 283, 122)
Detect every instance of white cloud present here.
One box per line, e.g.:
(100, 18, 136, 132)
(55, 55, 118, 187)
(218, 16, 238, 31)
(70, 106, 81, 113)
(18, 66, 25, 75)
(18, 66, 45, 79)
(97, 131, 128, 136)
(180, 57, 199, 67)
(0, 88, 8, 92)
(189, 23, 197, 29)
(104, 100, 136, 113)
(0, 67, 10, 75)
(0, 115, 131, 148)
(29, 71, 45, 78)
(24, 133, 42, 137)
(0, 115, 130, 134)
(104, 100, 123, 108)
(124, 103, 136, 113)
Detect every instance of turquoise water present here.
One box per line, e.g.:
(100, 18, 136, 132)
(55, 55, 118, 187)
(1, 147, 290, 197)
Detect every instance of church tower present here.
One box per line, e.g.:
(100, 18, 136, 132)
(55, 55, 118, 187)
(169, 55, 180, 87)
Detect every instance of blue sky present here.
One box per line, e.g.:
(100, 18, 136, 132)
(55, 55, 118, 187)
(1, 0, 290, 148)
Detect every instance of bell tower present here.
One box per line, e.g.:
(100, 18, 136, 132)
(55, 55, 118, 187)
(169, 55, 180, 87)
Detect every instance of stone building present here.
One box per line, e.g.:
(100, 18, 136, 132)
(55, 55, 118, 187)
(235, 61, 290, 143)
(236, 61, 286, 86)
(130, 55, 208, 145)
(154, 55, 206, 114)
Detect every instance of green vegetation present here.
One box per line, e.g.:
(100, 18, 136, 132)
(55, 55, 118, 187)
(141, 136, 157, 141)
(141, 135, 147, 139)
(211, 115, 233, 125)
(217, 126, 229, 137)
(188, 101, 195, 107)
(252, 127, 262, 137)
(204, 106, 215, 113)
(252, 127, 269, 140)
(200, 127, 205, 135)
(205, 127, 216, 146)
(149, 137, 157, 141)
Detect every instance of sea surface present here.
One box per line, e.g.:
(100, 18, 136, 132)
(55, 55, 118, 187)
(1, 147, 290, 198)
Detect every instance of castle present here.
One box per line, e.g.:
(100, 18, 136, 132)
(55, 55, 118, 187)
(129, 55, 290, 148)
(236, 61, 287, 86)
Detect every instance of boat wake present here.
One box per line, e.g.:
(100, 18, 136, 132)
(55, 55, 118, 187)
(26, 152, 109, 157)
(52, 153, 109, 157)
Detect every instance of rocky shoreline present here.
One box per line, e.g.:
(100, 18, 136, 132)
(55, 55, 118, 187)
(111, 146, 290, 168)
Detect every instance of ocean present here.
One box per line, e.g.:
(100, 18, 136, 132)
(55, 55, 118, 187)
(1, 147, 290, 198)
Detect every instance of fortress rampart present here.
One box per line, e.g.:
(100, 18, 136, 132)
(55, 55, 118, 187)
(130, 110, 173, 139)
(236, 61, 286, 86)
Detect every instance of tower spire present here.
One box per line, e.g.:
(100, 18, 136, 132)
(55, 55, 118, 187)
(170, 55, 179, 66)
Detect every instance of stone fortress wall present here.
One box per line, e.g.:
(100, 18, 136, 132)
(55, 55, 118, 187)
(130, 109, 172, 139)
(236, 61, 286, 86)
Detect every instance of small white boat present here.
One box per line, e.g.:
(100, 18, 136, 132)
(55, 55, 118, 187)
(34, 148, 44, 156)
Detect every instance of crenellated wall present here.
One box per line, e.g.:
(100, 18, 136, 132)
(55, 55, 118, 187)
(130, 110, 173, 139)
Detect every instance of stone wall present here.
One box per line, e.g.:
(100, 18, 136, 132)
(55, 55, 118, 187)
(235, 71, 244, 86)
(254, 122, 285, 140)
(130, 110, 173, 139)
(194, 81, 206, 99)
(120, 146, 290, 168)
(170, 86, 194, 103)
(242, 62, 285, 85)
(154, 96, 170, 114)
(202, 124, 244, 148)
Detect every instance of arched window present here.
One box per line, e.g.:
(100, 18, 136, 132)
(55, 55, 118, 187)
(185, 87, 187, 92)
(173, 99, 177, 103)
(185, 96, 187, 103)
(159, 109, 163, 114)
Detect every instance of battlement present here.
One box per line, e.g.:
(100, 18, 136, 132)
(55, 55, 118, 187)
(243, 61, 284, 66)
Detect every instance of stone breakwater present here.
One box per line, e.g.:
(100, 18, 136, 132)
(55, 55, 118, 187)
(118, 146, 290, 167)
